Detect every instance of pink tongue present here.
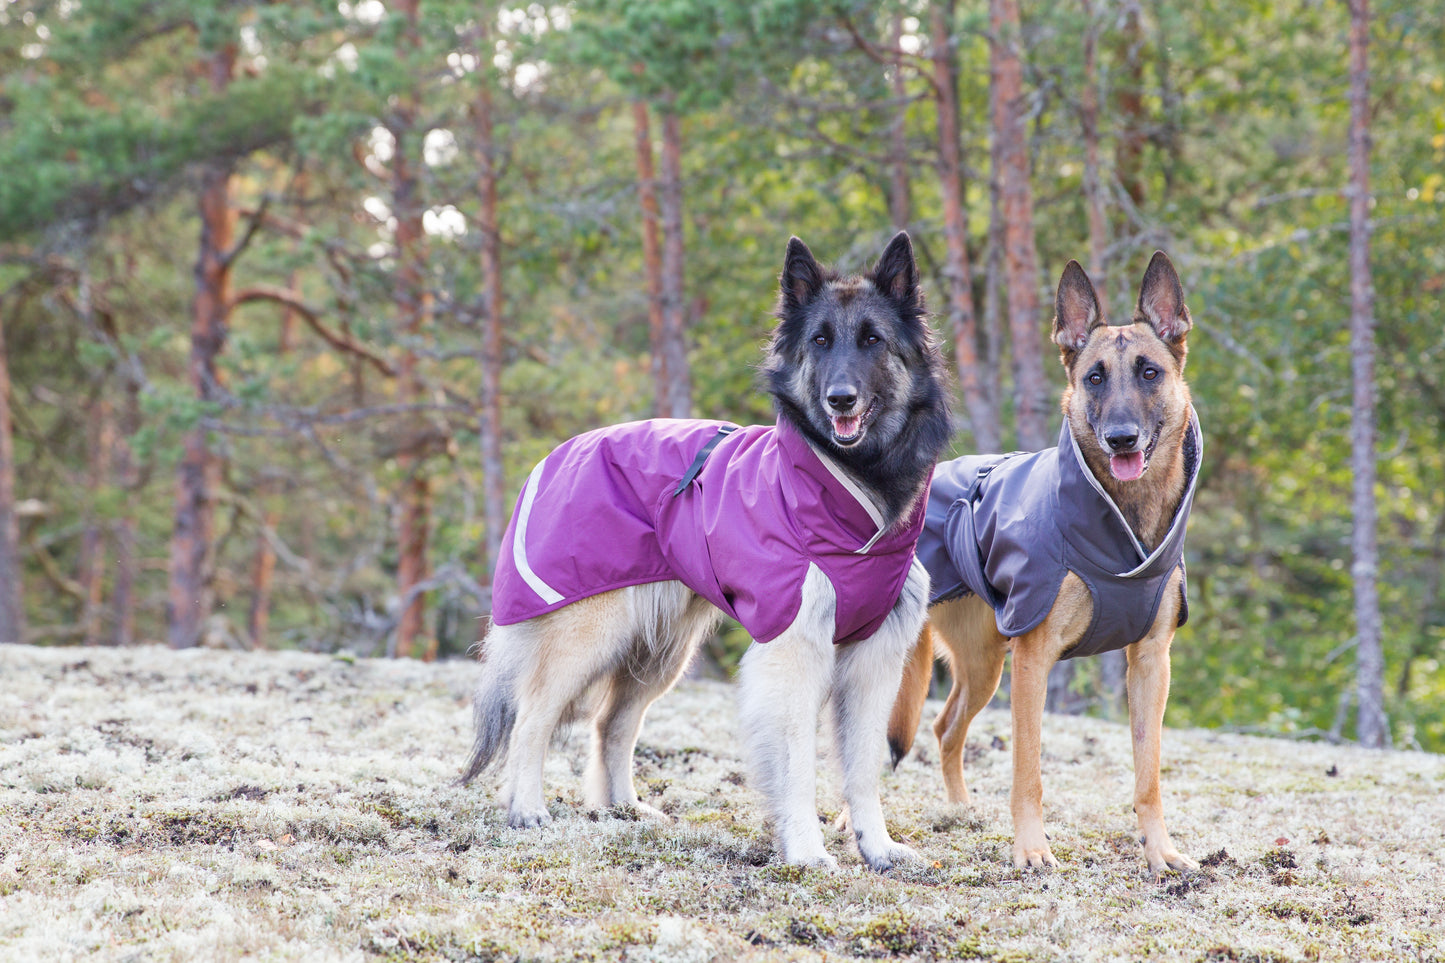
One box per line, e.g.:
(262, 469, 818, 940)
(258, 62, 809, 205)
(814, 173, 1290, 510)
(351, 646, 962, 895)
(832, 414, 860, 439)
(1110, 452, 1145, 481)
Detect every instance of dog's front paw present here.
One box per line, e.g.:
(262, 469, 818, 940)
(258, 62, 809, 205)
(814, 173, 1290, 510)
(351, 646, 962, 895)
(1012, 830, 1058, 870)
(859, 839, 921, 874)
(1143, 838, 1198, 875)
(507, 804, 552, 829)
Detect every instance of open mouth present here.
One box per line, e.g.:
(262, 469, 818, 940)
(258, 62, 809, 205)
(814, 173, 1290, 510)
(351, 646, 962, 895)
(829, 400, 877, 447)
(1108, 422, 1162, 482)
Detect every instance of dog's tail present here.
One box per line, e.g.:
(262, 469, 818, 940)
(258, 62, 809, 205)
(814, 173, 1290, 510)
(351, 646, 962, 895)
(886, 624, 935, 769)
(458, 630, 520, 785)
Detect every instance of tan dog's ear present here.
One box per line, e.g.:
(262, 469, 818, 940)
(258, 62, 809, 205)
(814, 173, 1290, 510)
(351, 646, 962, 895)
(1052, 260, 1105, 366)
(1135, 251, 1192, 346)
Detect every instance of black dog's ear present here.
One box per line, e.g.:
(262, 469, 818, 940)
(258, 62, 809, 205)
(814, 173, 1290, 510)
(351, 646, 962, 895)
(1136, 251, 1192, 345)
(1052, 260, 1105, 361)
(871, 230, 919, 304)
(781, 236, 825, 311)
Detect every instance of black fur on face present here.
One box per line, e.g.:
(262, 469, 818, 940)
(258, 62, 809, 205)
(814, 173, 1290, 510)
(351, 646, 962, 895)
(762, 232, 952, 527)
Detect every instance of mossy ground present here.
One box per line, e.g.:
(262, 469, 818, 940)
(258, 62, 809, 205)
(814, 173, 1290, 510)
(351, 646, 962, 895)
(2, 644, 1442, 961)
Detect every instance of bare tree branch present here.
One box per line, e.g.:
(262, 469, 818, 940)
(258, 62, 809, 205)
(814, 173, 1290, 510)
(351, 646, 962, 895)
(229, 285, 398, 377)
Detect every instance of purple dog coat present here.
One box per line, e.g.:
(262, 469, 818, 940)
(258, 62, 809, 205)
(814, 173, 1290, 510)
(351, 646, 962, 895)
(915, 409, 1201, 659)
(490, 418, 928, 644)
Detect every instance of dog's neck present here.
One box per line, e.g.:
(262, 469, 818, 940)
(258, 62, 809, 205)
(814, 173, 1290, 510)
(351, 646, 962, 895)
(1081, 416, 1191, 554)
(802, 426, 934, 531)
(776, 400, 944, 532)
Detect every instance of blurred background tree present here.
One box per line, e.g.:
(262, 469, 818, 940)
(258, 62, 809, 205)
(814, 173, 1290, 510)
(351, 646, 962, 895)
(0, 0, 1440, 750)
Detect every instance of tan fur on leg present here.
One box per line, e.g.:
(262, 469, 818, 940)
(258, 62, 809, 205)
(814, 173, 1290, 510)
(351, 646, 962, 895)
(885, 624, 934, 768)
(928, 596, 1008, 805)
(1126, 568, 1197, 873)
(1006, 574, 1090, 868)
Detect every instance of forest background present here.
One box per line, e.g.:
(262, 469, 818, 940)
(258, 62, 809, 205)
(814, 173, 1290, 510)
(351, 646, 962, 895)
(0, 0, 1440, 751)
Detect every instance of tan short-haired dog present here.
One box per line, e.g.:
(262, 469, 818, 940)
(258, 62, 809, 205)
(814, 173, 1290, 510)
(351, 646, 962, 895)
(889, 253, 1200, 873)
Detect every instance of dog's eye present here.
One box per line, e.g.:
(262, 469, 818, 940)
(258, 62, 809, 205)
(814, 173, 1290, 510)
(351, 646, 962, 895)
(1142, 367, 1158, 381)
(813, 335, 829, 347)
(1088, 372, 1103, 386)
(864, 334, 880, 346)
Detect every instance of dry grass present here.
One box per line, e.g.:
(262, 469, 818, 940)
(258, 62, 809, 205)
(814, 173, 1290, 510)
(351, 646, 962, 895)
(1, 643, 1442, 962)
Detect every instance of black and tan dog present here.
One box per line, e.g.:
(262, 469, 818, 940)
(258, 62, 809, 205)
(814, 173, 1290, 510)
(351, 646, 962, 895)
(888, 253, 1201, 873)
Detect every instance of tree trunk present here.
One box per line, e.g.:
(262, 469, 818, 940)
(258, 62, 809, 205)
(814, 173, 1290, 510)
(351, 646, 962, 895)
(111, 382, 140, 647)
(0, 307, 23, 645)
(631, 78, 668, 416)
(1112, 0, 1145, 308)
(1081, 0, 1125, 711)
(79, 397, 114, 646)
(932, 0, 1001, 452)
(477, 25, 506, 580)
(983, 102, 1005, 434)
(887, 14, 912, 232)
(392, 0, 434, 659)
(990, 0, 1049, 451)
(658, 108, 691, 420)
(1347, 0, 1387, 749)
(168, 44, 237, 649)
(396, 475, 432, 658)
(1081, 0, 1109, 299)
(247, 505, 278, 650)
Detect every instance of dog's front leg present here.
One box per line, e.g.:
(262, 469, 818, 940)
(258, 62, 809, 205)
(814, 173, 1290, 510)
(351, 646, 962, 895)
(1126, 570, 1197, 874)
(1008, 574, 1091, 868)
(736, 564, 837, 868)
(832, 559, 929, 872)
(1007, 628, 1060, 869)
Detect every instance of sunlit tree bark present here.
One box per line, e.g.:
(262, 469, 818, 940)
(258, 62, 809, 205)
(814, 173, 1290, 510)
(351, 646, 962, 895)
(392, 0, 434, 660)
(168, 43, 236, 650)
(932, 0, 1000, 451)
(990, 0, 1048, 451)
(658, 109, 691, 419)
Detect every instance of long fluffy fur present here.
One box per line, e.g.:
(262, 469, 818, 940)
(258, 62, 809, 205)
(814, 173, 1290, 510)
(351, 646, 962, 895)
(465, 232, 952, 867)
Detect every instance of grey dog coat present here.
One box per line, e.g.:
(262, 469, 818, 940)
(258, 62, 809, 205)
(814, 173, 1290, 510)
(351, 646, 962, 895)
(916, 409, 1201, 659)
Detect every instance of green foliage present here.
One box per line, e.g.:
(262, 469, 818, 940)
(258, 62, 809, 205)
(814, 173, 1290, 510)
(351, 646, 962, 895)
(2, 0, 1443, 747)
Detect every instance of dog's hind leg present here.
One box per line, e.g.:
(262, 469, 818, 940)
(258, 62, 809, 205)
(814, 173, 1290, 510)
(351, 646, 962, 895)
(930, 596, 1008, 805)
(584, 582, 720, 819)
(832, 558, 930, 872)
(736, 563, 837, 869)
(1126, 569, 1197, 874)
(500, 592, 632, 829)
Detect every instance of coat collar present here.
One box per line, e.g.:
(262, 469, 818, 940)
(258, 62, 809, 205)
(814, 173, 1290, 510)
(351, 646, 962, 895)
(773, 418, 921, 556)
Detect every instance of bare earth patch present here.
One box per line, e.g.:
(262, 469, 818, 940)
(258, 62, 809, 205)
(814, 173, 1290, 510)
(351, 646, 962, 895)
(1, 644, 1442, 962)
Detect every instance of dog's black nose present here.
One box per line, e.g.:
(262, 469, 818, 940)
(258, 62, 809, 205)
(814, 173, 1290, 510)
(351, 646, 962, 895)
(827, 389, 858, 411)
(1104, 429, 1139, 451)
